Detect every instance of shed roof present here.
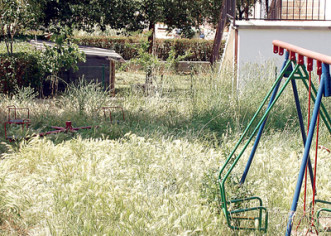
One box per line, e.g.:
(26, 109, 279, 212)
(29, 40, 125, 62)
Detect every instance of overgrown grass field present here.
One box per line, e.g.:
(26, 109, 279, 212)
(0, 67, 330, 235)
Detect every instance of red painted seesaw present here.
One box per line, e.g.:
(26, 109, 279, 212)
(5, 120, 93, 142)
(38, 121, 92, 137)
(4, 105, 126, 141)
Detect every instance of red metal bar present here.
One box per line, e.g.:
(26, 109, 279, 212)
(39, 130, 64, 137)
(298, 54, 304, 65)
(65, 121, 72, 129)
(72, 126, 92, 130)
(317, 61, 322, 75)
(51, 126, 66, 130)
(7, 105, 16, 121)
(290, 51, 296, 61)
(318, 145, 330, 153)
(109, 111, 113, 123)
(7, 106, 30, 124)
(307, 58, 313, 71)
(279, 47, 284, 56)
(5, 120, 93, 141)
(4, 122, 9, 140)
(39, 122, 92, 136)
(9, 107, 30, 119)
(273, 40, 331, 65)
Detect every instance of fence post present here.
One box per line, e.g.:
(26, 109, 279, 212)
(109, 59, 116, 96)
(102, 64, 105, 91)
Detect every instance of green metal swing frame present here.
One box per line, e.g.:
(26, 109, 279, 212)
(308, 199, 331, 232)
(219, 55, 331, 232)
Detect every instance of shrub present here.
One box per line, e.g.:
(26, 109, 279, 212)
(154, 38, 214, 61)
(0, 35, 85, 95)
(74, 36, 224, 61)
(0, 52, 45, 94)
(73, 36, 141, 60)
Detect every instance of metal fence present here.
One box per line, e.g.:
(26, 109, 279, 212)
(75, 65, 109, 91)
(225, 0, 329, 22)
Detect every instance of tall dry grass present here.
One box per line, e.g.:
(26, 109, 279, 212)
(0, 64, 329, 235)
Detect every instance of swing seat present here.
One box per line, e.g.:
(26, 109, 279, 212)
(7, 106, 30, 124)
(308, 199, 331, 232)
(5, 106, 31, 140)
(317, 208, 331, 232)
(225, 196, 268, 232)
(8, 119, 30, 124)
(317, 215, 331, 231)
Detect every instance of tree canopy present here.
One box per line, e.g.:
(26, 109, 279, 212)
(236, 0, 261, 20)
(23, 0, 222, 35)
(0, 0, 37, 54)
(1, 0, 225, 57)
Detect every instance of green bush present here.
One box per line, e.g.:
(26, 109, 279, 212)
(155, 38, 215, 61)
(74, 36, 223, 61)
(0, 35, 85, 95)
(0, 52, 45, 94)
(73, 36, 141, 60)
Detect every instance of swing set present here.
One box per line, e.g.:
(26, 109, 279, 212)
(219, 40, 331, 235)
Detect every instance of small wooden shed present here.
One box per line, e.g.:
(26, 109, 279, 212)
(30, 40, 125, 96)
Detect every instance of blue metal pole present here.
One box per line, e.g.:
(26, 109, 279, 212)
(291, 79, 315, 191)
(322, 63, 330, 97)
(285, 76, 325, 236)
(240, 52, 292, 185)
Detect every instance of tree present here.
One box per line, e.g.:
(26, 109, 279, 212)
(25, 0, 222, 55)
(29, 0, 140, 33)
(0, 0, 35, 55)
(210, 0, 227, 65)
(126, 0, 222, 54)
(211, 0, 262, 64)
(41, 27, 86, 96)
(101, 0, 144, 31)
(236, 0, 261, 20)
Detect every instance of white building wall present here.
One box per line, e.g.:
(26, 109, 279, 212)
(235, 21, 331, 87)
(326, 0, 331, 20)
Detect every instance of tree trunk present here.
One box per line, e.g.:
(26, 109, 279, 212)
(10, 34, 14, 55)
(210, 0, 227, 65)
(5, 25, 11, 56)
(244, 4, 249, 20)
(5, 39, 10, 56)
(148, 22, 155, 55)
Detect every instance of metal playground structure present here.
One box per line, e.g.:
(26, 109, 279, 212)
(219, 40, 331, 235)
(4, 105, 125, 141)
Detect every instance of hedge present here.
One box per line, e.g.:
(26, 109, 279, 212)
(0, 53, 44, 94)
(73, 36, 224, 61)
